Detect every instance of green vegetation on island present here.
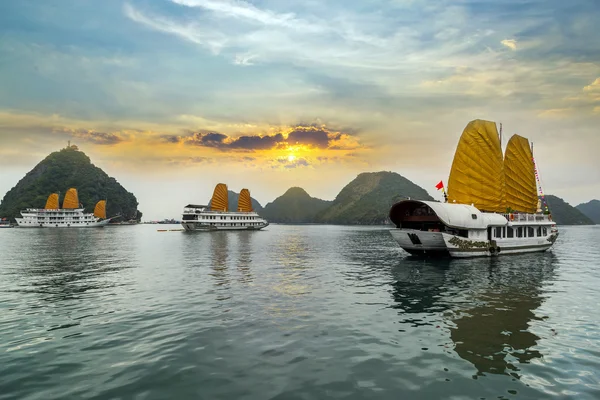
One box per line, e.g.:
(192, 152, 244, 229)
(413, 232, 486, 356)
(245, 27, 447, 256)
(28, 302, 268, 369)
(314, 171, 434, 225)
(0, 146, 142, 222)
(261, 187, 332, 223)
(576, 200, 600, 224)
(545, 195, 593, 225)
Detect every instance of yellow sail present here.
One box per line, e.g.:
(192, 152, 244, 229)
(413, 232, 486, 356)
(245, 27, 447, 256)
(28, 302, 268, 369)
(504, 134, 537, 213)
(45, 193, 59, 209)
(62, 188, 79, 209)
(94, 200, 107, 219)
(447, 119, 505, 213)
(210, 183, 228, 212)
(237, 189, 253, 212)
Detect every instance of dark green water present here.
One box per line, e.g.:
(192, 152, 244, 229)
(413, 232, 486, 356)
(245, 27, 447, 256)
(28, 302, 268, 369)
(1, 225, 599, 399)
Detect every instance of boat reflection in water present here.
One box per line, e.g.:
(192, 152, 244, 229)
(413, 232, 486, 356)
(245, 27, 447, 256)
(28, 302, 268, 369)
(388, 252, 556, 378)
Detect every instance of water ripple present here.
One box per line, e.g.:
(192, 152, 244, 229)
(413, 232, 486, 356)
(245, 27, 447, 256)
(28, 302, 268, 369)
(0, 225, 599, 399)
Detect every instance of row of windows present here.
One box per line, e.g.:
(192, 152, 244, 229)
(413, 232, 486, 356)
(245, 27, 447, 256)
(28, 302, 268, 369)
(34, 216, 95, 221)
(206, 222, 261, 227)
(493, 226, 548, 239)
(201, 215, 257, 220)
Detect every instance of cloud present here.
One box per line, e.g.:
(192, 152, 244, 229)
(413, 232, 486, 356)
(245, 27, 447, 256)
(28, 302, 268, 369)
(63, 129, 126, 145)
(287, 127, 329, 148)
(501, 39, 517, 50)
(162, 125, 361, 151)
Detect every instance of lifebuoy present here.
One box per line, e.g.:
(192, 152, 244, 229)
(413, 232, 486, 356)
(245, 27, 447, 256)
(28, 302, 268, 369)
(509, 214, 514, 221)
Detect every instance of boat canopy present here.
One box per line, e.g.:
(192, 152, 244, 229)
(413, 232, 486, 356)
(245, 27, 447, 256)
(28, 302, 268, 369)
(94, 200, 106, 219)
(447, 120, 505, 213)
(45, 193, 59, 209)
(210, 183, 228, 212)
(389, 200, 507, 230)
(237, 189, 253, 212)
(184, 204, 208, 209)
(62, 188, 79, 209)
(504, 134, 537, 213)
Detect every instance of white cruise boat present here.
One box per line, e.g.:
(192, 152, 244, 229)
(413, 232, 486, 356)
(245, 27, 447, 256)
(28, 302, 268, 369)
(181, 184, 269, 231)
(389, 119, 558, 258)
(15, 188, 112, 228)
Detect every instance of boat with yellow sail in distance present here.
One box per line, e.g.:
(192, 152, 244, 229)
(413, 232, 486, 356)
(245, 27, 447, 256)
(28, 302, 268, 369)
(388, 119, 558, 258)
(15, 188, 114, 228)
(181, 183, 269, 231)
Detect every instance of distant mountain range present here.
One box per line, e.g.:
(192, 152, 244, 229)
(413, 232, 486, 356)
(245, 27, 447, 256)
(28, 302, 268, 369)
(260, 171, 434, 225)
(576, 200, 600, 224)
(257, 175, 594, 226)
(545, 195, 594, 225)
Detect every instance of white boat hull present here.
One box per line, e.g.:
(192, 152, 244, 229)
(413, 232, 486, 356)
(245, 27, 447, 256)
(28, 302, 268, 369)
(182, 221, 268, 232)
(390, 229, 558, 258)
(15, 218, 110, 228)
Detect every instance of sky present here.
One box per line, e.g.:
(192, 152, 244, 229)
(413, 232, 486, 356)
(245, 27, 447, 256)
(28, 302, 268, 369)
(0, 0, 599, 220)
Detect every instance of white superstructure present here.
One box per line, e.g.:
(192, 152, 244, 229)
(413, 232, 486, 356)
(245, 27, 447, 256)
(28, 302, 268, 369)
(181, 204, 269, 231)
(15, 208, 110, 228)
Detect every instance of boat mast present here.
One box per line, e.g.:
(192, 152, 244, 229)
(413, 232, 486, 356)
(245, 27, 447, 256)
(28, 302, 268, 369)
(498, 122, 503, 147)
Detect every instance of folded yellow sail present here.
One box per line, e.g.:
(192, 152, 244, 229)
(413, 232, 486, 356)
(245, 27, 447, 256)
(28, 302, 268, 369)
(447, 119, 505, 213)
(237, 189, 253, 212)
(45, 193, 59, 209)
(504, 134, 537, 213)
(94, 200, 106, 219)
(62, 188, 79, 209)
(210, 183, 228, 212)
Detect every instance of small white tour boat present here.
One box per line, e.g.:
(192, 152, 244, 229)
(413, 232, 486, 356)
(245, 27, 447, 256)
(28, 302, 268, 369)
(15, 188, 112, 228)
(389, 119, 558, 258)
(181, 183, 269, 231)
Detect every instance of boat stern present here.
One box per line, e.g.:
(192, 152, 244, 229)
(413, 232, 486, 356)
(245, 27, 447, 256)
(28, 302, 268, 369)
(389, 229, 449, 256)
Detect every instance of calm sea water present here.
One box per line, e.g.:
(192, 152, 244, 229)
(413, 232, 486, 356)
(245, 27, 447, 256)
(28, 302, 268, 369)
(1, 224, 599, 399)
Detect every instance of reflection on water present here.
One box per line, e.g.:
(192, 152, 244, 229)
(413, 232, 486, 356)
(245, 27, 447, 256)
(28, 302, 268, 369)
(387, 250, 556, 379)
(1, 225, 598, 400)
(236, 232, 253, 284)
(449, 254, 556, 378)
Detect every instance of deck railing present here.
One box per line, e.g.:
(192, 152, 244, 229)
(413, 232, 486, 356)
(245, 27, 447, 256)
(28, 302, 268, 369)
(501, 213, 552, 223)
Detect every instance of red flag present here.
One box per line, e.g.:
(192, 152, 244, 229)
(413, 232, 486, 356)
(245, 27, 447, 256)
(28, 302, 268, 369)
(435, 181, 444, 190)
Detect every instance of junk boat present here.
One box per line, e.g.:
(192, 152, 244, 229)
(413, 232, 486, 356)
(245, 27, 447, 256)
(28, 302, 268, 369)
(181, 183, 269, 231)
(389, 119, 558, 258)
(15, 188, 113, 228)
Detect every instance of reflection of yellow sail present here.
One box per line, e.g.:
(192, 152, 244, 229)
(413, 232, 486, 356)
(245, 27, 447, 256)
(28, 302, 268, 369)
(45, 193, 59, 209)
(94, 200, 106, 219)
(210, 183, 228, 212)
(504, 135, 537, 213)
(237, 189, 253, 212)
(62, 188, 79, 209)
(447, 119, 505, 212)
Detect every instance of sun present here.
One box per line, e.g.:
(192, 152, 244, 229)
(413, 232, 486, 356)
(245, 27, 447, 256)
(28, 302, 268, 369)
(287, 154, 296, 162)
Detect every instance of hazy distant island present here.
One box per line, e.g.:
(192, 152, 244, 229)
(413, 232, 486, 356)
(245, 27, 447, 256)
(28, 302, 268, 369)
(0, 145, 142, 222)
(576, 200, 600, 224)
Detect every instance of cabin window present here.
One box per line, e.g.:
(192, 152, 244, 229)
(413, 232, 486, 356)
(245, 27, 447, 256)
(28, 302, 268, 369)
(528, 227, 535, 237)
(537, 227, 542, 236)
(543, 227, 547, 236)
(517, 227, 523, 238)
(471, 214, 477, 220)
(494, 227, 502, 238)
